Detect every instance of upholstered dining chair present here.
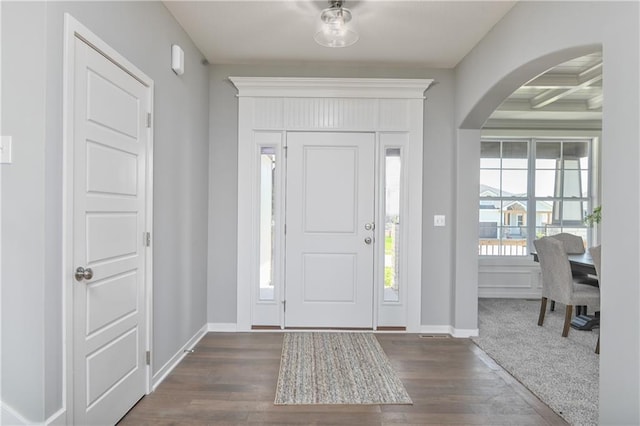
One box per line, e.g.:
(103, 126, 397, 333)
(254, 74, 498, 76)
(534, 236, 600, 337)
(549, 233, 587, 313)
(588, 245, 602, 354)
(551, 232, 586, 254)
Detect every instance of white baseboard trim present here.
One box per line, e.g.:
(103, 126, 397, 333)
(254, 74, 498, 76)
(45, 408, 66, 426)
(202, 323, 480, 337)
(151, 325, 207, 391)
(207, 322, 238, 332)
(419, 325, 479, 338)
(1, 401, 35, 425)
(419, 325, 454, 335)
(1, 396, 65, 425)
(451, 328, 479, 338)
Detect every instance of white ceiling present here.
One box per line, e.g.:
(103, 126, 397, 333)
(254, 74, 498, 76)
(163, 0, 517, 68)
(164, 1, 602, 129)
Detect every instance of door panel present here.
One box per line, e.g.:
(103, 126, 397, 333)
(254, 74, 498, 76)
(302, 253, 356, 301)
(86, 141, 138, 195)
(72, 37, 148, 425)
(285, 132, 375, 328)
(86, 272, 138, 334)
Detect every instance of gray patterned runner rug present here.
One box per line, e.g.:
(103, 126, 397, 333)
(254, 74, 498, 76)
(274, 332, 412, 405)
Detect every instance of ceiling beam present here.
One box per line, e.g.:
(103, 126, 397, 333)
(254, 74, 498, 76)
(530, 63, 602, 109)
(524, 74, 580, 88)
(588, 94, 603, 110)
(578, 62, 603, 83)
(483, 118, 603, 131)
(498, 99, 598, 112)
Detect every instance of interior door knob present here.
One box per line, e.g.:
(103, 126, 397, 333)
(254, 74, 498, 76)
(364, 237, 373, 245)
(75, 266, 93, 282)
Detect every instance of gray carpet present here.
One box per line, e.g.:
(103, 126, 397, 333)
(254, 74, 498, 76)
(274, 332, 412, 405)
(472, 298, 599, 426)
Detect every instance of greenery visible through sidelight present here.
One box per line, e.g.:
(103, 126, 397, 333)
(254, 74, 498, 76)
(384, 235, 393, 287)
(384, 148, 402, 301)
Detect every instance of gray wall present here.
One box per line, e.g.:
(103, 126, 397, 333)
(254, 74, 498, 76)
(207, 65, 457, 327)
(1, 1, 209, 422)
(455, 1, 640, 423)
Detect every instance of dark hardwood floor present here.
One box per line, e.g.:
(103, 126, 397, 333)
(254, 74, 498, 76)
(118, 333, 567, 425)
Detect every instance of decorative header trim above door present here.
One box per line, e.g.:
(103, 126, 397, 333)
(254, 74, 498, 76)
(229, 77, 434, 99)
(233, 77, 430, 333)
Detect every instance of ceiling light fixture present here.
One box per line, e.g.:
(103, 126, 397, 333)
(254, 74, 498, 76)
(314, 0, 359, 48)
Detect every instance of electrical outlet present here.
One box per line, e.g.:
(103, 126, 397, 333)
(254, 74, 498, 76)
(434, 215, 446, 227)
(0, 136, 12, 164)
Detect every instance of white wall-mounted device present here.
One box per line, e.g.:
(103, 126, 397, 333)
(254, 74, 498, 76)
(0, 136, 13, 164)
(171, 44, 184, 76)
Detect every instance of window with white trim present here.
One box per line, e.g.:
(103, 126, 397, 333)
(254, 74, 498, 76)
(479, 138, 593, 256)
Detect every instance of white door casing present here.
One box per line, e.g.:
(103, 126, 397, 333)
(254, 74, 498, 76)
(285, 132, 375, 328)
(232, 77, 433, 331)
(64, 15, 153, 425)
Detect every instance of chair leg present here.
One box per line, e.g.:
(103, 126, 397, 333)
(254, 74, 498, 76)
(595, 336, 600, 354)
(562, 305, 573, 337)
(550, 300, 555, 311)
(538, 297, 547, 326)
(576, 306, 582, 316)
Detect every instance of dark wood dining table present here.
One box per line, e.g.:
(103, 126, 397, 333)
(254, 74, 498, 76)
(531, 252, 597, 277)
(531, 251, 598, 284)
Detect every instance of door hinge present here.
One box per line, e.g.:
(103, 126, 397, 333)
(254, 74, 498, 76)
(282, 300, 286, 313)
(144, 232, 151, 247)
(284, 146, 288, 158)
(146, 112, 151, 128)
(284, 224, 287, 235)
(146, 351, 151, 365)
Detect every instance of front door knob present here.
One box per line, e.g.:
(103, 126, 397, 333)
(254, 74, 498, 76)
(364, 237, 373, 245)
(75, 266, 94, 282)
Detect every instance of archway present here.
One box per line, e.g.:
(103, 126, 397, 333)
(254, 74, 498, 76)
(453, 46, 604, 425)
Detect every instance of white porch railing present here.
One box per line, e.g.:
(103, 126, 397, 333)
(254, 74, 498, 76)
(479, 239, 528, 256)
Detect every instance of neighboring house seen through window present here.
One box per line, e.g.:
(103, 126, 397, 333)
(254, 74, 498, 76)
(479, 138, 592, 256)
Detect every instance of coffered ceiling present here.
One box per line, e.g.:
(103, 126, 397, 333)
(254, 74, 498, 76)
(486, 52, 603, 130)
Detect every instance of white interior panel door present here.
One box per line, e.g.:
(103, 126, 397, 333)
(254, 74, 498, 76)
(72, 37, 149, 425)
(285, 132, 375, 328)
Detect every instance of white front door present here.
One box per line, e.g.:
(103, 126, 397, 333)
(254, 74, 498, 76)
(285, 132, 375, 328)
(71, 36, 150, 425)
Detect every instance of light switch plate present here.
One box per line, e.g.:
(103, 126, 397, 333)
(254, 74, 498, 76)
(0, 136, 12, 164)
(434, 214, 446, 227)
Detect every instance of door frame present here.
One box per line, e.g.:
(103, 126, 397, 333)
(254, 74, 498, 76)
(232, 77, 433, 332)
(62, 14, 154, 423)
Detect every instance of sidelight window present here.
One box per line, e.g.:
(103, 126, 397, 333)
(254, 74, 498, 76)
(259, 147, 276, 300)
(384, 148, 402, 302)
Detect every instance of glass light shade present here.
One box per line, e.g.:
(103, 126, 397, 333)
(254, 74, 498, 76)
(314, 5, 359, 48)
